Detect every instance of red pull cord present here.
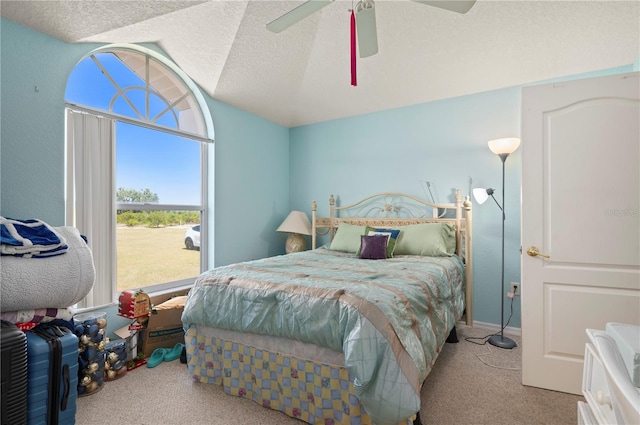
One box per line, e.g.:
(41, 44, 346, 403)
(350, 10, 357, 87)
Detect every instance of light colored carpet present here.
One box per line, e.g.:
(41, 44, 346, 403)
(76, 325, 583, 425)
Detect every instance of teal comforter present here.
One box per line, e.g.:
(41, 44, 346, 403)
(182, 247, 465, 425)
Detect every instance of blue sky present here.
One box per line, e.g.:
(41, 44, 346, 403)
(65, 52, 201, 205)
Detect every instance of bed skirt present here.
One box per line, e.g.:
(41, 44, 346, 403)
(185, 325, 419, 425)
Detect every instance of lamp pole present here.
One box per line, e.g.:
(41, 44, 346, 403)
(488, 153, 517, 349)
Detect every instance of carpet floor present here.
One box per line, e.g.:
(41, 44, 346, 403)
(76, 324, 583, 424)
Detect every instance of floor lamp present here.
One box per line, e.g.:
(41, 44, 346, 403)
(473, 137, 521, 349)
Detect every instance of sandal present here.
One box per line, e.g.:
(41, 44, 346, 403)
(164, 342, 185, 362)
(147, 348, 167, 368)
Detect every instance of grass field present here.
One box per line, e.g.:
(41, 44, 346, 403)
(116, 226, 200, 292)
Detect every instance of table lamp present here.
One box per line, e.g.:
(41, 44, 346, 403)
(277, 211, 312, 253)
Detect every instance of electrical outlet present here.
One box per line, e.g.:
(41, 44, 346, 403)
(510, 282, 520, 297)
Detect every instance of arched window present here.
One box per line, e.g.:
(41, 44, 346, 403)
(65, 44, 213, 308)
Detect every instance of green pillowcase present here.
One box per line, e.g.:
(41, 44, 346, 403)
(442, 223, 457, 255)
(393, 223, 456, 257)
(329, 222, 368, 253)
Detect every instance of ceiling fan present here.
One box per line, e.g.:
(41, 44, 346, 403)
(266, 0, 477, 58)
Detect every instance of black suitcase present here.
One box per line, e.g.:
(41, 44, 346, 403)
(1, 320, 28, 425)
(26, 324, 79, 425)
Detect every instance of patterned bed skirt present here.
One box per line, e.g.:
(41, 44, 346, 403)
(185, 326, 414, 425)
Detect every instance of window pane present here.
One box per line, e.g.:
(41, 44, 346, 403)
(98, 52, 145, 89)
(149, 92, 179, 128)
(65, 46, 209, 305)
(65, 55, 118, 110)
(116, 211, 201, 292)
(116, 122, 201, 206)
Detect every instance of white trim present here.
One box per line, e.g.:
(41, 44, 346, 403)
(471, 320, 522, 337)
(66, 103, 213, 144)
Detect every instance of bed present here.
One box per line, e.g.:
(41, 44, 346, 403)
(181, 190, 473, 425)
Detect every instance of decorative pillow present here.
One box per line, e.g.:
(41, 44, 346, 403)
(393, 223, 455, 257)
(329, 222, 368, 253)
(359, 235, 389, 260)
(361, 227, 400, 258)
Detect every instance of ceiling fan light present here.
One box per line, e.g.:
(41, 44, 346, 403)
(355, 0, 378, 58)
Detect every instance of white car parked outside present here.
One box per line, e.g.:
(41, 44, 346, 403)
(184, 225, 200, 250)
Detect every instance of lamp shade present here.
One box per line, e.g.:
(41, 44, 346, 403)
(488, 137, 521, 156)
(276, 211, 312, 236)
(473, 188, 490, 205)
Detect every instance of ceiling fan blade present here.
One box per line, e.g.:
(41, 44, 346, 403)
(411, 0, 477, 14)
(355, 0, 378, 58)
(267, 0, 335, 33)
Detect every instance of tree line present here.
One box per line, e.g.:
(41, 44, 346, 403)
(116, 188, 199, 228)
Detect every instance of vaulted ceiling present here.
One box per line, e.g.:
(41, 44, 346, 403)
(2, 1, 638, 127)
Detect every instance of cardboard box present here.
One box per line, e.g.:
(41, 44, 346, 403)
(139, 297, 186, 358)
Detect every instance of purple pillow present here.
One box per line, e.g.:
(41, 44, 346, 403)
(359, 234, 389, 260)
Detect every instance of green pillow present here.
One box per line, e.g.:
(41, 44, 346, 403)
(394, 223, 455, 257)
(329, 222, 368, 253)
(442, 223, 457, 255)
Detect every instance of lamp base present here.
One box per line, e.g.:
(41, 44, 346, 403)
(285, 233, 306, 254)
(488, 334, 517, 349)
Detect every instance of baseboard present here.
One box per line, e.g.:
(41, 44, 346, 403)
(469, 320, 521, 337)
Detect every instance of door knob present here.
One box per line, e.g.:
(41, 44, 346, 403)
(526, 246, 550, 259)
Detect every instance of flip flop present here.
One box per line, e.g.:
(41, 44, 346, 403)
(164, 342, 185, 362)
(147, 348, 167, 368)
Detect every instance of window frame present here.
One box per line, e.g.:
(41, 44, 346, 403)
(65, 44, 213, 306)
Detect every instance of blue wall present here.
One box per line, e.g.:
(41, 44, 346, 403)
(288, 65, 636, 328)
(0, 18, 290, 270)
(1, 17, 635, 330)
(289, 88, 523, 328)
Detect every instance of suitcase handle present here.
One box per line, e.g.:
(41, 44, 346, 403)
(61, 364, 69, 411)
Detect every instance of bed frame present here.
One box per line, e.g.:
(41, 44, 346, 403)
(311, 189, 473, 326)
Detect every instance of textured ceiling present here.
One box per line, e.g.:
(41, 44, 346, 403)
(2, 0, 639, 127)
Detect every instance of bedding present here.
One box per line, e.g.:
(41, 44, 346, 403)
(183, 191, 473, 425)
(393, 223, 456, 257)
(0, 226, 95, 312)
(1, 216, 68, 257)
(0, 307, 75, 331)
(182, 247, 466, 424)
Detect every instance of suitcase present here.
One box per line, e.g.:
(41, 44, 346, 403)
(1, 320, 28, 425)
(26, 325, 79, 425)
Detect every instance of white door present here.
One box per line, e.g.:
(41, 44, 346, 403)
(521, 72, 640, 395)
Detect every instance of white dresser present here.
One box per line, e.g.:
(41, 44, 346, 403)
(578, 324, 640, 425)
